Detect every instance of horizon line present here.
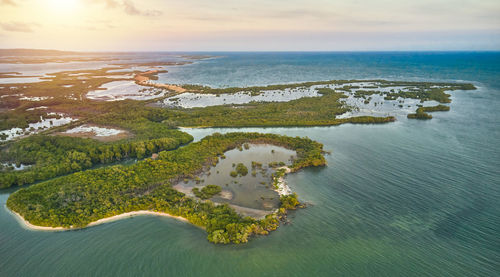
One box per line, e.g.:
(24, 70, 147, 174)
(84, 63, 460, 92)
(2, 48, 500, 54)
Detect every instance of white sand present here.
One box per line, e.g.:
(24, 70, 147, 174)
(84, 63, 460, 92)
(0, 114, 77, 141)
(64, 124, 124, 137)
(9, 209, 66, 231)
(274, 167, 293, 196)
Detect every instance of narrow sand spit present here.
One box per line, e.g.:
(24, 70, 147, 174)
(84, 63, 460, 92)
(134, 70, 186, 93)
(275, 167, 293, 196)
(9, 208, 193, 232)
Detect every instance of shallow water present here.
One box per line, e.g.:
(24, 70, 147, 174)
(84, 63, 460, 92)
(0, 52, 499, 277)
(64, 125, 124, 137)
(0, 53, 196, 77)
(0, 114, 77, 141)
(0, 77, 44, 84)
(174, 144, 296, 215)
(161, 87, 320, 108)
(162, 81, 448, 119)
(86, 80, 167, 101)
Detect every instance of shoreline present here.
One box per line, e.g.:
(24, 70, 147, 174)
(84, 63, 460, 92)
(9, 208, 66, 231)
(134, 70, 186, 93)
(8, 207, 192, 232)
(274, 166, 293, 196)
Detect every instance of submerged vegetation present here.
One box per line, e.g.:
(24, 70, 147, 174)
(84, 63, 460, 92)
(149, 88, 395, 127)
(181, 79, 474, 99)
(7, 132, 326, 244)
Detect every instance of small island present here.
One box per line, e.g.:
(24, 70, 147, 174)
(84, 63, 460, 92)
(192, 185, 222, 199)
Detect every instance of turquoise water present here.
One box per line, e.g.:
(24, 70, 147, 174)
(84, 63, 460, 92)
(1, 52, 499, 276)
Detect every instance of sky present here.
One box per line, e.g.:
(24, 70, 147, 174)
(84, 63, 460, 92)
(0, 0, 499, 51)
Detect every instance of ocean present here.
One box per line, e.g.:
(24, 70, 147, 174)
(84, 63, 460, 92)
(1, 52, 499, 276)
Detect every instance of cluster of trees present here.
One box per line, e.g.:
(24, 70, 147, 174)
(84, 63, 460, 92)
(181, 79, 475, 97)
(0, 109, 48, 131)
(192, 185, 222, 199)
(180, 81, 351, 95)
(337, 82, 475, 105)
(271, 168, 287, 189)
(230, 163, 249, 177)
(407, 105, 450, 120)
(0, 117, 193, 188)
(7, 132, 326, 244)
(236, 163, 249, 175)
(382, 82, 475, 103)
(280, 193, 300, 211)
(145, 88, 395, 128)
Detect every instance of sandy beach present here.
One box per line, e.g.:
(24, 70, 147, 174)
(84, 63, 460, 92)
(9, 207, 191, 232)
(9, 209, 66, 231)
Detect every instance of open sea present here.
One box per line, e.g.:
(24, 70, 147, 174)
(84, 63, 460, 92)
(1, 52, 499, 276)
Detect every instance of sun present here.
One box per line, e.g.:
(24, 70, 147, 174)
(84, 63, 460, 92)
(47, 0, 80, 12)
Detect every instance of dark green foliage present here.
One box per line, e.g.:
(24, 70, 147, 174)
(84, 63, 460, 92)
(0, 121, 193, 188)
(192, 185, 222, 199)
(0, 109, 48, 131)
(280, 193, 300, 210)
(7, 132, 325, 244)
(1, 73, 478, 245)
(235, 163, 248, 176)
(148, 89, 395, 127)
(251, 161, 262, 169)
(407, 105, 450, 120)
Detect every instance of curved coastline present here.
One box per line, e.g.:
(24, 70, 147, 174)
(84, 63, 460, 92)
(8, 166, 295, 232)
(6, 132, 326, 243)
(134, 70, 186, 93)
(8, 207, 192, 232)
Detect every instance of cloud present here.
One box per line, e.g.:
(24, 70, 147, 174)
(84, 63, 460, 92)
(0, 21, 38, 33)
(123, 0, 162, 16)
(84, 19, 117, 30)
(87, 0, 162, 17)
(84, 0, 118, 8)
(0, 0, 17, 6)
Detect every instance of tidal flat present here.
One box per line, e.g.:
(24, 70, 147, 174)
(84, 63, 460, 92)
(174, 144, 297, 217)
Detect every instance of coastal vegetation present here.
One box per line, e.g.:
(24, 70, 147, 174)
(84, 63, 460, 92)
(148, 89, 395, 127)
(234, 163, 249, 176)
(280, 193, 300, 211)
(192, 185, 222, 199)
(407, 105, 450, 120)
(1, 68, 476, 135)
(0, 79, 398, 188)
(7, 132, 326, 244)
(0, 62, 478, 245)
(181, 80, 474, 102)
(1, 78, 468, 187)
(0, 117, 193, 188)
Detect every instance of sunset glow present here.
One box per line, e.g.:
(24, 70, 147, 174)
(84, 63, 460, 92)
(0, 0, 499, 51)
(47, 0, 80, 12)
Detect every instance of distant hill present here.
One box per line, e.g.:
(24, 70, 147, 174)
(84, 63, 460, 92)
(0, 49, 80, 56)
